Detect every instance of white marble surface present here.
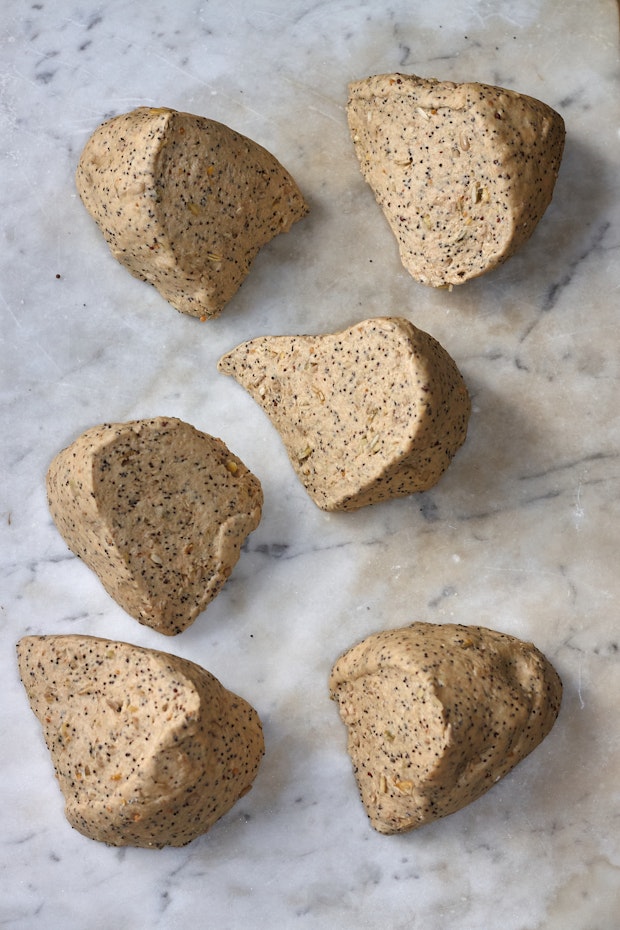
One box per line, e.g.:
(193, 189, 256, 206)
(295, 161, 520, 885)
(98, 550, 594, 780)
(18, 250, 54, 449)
(1, 0, 619, 927)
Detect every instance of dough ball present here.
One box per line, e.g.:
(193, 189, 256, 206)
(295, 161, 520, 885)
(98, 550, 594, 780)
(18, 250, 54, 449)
(17, 635, 265, 848)
(76, 107, 309, 318)
(46, 417, 263, 634)
(218, 317, 470, 511)
(347, 73, 565, 287)
(329, 622, 562, 834)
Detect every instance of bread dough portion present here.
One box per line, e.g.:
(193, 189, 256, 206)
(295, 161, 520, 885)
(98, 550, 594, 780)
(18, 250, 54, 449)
(76, 107, 309, 318)
(46, 417, 263, 634)
(347, 73, 565, 287)
(17, 635, 264, 848)
(329, 622, 562, 834)
(218, 317, 470, 511)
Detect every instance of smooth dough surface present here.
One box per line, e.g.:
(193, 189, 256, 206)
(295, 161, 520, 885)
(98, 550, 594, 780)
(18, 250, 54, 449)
(218, 317, 470, 511)
(329, 622, 562, 834)
(347, 73, 565, 287)
(46, 417, 263, 634)
(76, 106, 309, 318)
(17, 635, 265, 848)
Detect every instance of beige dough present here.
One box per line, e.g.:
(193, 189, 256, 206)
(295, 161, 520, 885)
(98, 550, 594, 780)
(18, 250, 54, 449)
(329, 622, 562, 834)
(218, 317, 470, 511)
(46, 417, 263, 634)
(347, 73, 565, 287)
(76, 107, 309, 318)
(17, 635, 264, 848)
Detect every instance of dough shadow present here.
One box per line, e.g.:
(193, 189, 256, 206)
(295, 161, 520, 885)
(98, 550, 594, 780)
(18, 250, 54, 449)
(457, 132, 614, 313)
(368, 373, 550, 533)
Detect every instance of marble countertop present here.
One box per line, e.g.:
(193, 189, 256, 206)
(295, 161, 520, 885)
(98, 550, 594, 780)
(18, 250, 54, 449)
(1, 0, 619, 927)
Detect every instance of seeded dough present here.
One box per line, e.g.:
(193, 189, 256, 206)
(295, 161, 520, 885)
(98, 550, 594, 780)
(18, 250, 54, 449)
(17, 635, 264, 848)
(329, 622, 562, 834)
(46, 417, 263, 635)
(347, 73, 565, 287)
(76, 107, 309, 318)
(218, 317, 470, 511)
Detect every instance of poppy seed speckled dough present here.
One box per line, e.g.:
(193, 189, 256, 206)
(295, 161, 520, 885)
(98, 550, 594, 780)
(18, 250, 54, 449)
(46, 417, 263, 635)
(218, 317, 470, 511)
(76, 107, 309, 318)
(16, 635, 265, 848)
(347, 73, 565, 287)
(329, 622, 562, 835)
